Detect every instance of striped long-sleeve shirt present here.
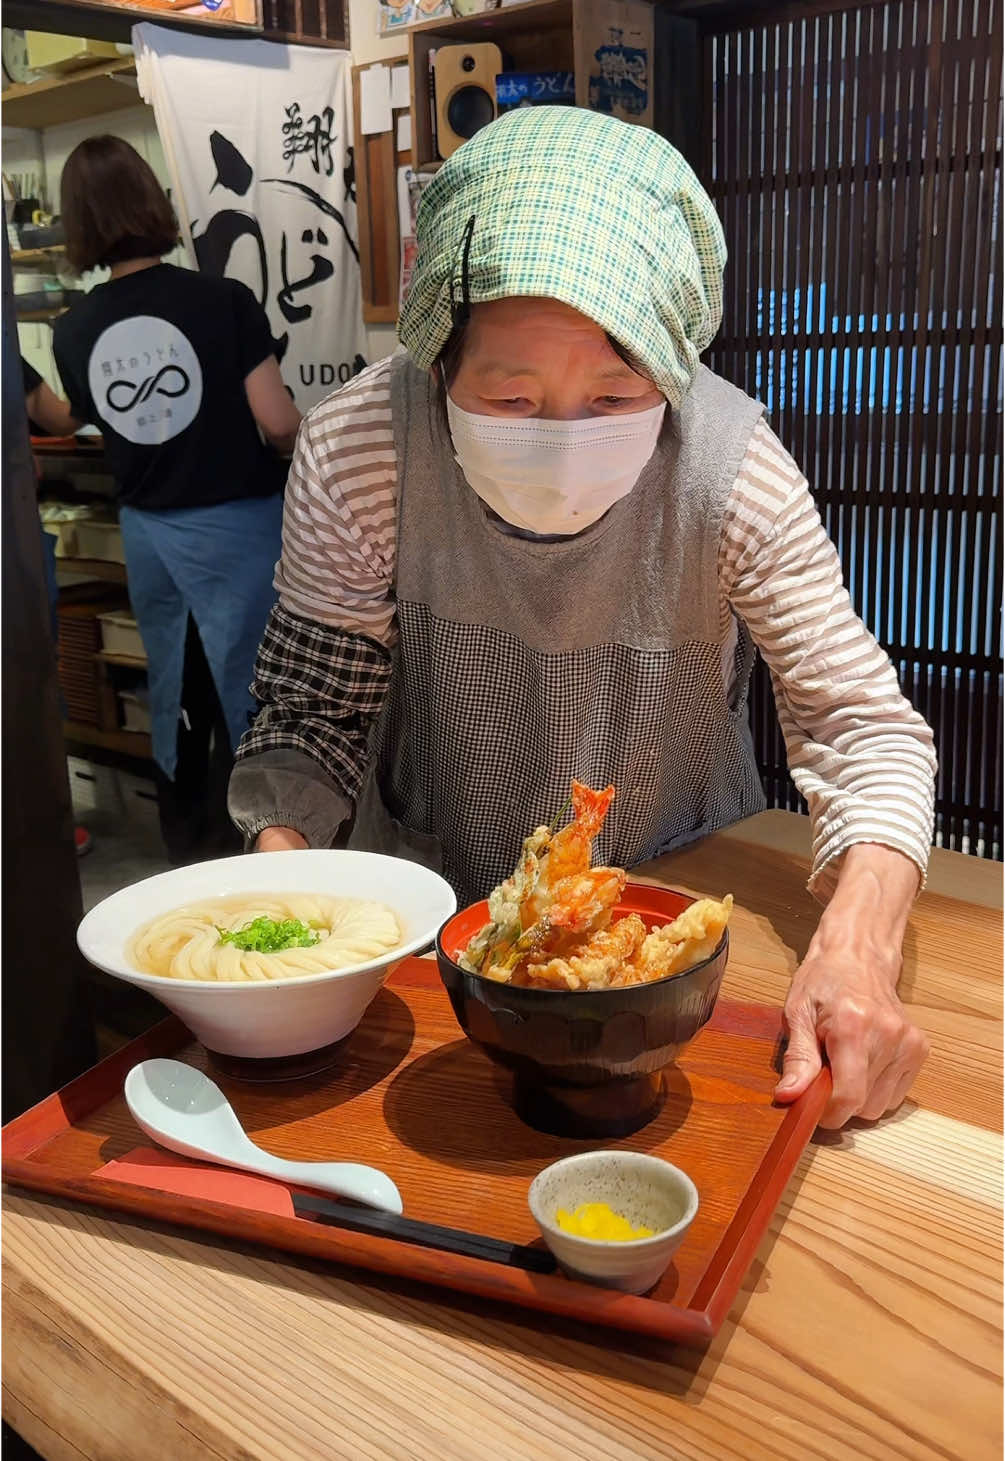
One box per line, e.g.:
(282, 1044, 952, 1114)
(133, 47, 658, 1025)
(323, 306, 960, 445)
(236, 356, 937, 899)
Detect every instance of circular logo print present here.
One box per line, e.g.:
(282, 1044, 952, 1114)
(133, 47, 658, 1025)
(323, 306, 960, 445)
(87, 316, 203, 445)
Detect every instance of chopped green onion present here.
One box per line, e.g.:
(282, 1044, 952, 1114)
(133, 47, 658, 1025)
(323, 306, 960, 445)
(216, 917, 321, 954)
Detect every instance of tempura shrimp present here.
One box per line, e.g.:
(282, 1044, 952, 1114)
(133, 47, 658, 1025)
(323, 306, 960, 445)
(522, 781, 615, 925)
(459, 781, 732, 992)
(518, 914, 648, 991)
(547, 867, 626, 937)
(479, 865, 626, 984)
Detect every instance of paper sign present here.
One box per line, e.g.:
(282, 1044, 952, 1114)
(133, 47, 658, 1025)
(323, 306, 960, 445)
(360, 64, 393, 135)
(396, 113, 412, 153)
(573, 0, 655, 128)
(390, 64, 410, 111)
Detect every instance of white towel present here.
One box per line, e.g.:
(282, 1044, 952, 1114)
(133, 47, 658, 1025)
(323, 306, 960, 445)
(134, 23, 368, 411)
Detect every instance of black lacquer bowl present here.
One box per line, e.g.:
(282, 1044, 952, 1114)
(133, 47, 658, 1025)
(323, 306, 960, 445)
(435, 883, 728, 1139)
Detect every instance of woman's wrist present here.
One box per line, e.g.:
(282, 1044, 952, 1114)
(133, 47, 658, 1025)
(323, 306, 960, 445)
(809, 842, 920, 981)
(255, 824, 309, 852)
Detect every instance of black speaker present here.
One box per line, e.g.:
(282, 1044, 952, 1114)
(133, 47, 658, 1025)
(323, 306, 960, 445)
(434, 43, 502, 159)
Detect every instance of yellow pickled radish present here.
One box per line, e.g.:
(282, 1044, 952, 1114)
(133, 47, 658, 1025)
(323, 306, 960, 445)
(554, 1202, 654, 1241)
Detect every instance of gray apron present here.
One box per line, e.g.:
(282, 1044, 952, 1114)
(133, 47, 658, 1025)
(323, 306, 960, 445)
(353, 359, 766, 905)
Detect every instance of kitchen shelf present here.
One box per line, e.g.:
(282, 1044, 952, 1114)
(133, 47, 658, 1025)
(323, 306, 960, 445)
(32, 438, 105, 454)
(2, 59, 140, 130)
(54, 558, 128, 585)
(96, 650, 148, 669)
(408, 0, 575, 176)
(63, 719, 152, 761)
(16, 307, 68, 323)
(5, 0, 263, 53)
(410, 0, 572, 38)
(11, 246, 67, 265)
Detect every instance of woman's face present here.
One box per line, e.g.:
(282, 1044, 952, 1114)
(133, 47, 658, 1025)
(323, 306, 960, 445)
(447, 297, 664, 420)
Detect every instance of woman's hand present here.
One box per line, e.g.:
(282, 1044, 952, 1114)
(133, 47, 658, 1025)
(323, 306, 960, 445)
(255, 825, 309, 852)
(774, 844, 930, 1128)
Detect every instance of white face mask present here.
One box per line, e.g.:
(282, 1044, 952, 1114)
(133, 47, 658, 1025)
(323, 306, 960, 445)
(446, 396, 667, 536)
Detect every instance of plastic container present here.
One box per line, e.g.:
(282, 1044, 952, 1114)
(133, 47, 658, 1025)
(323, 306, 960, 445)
(99, 612, 146, 659)
(118, 692, 153, 735)
(76, 522, 126, 564)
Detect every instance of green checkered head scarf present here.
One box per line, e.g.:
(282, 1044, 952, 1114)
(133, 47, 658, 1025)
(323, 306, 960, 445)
(397, 106, 726, 408)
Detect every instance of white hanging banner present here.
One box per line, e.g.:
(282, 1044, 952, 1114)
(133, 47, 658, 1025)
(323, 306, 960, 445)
(134, 24, 368, 411)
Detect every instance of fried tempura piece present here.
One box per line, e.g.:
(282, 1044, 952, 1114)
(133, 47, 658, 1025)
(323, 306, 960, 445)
(460, 781, 617, 976)
(618, 895, 733, 986)
(520, 914, 648, 991)
(459, 825, 553, 975)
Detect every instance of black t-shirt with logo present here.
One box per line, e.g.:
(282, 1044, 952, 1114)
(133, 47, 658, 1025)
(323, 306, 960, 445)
(53, 264, 284, 510)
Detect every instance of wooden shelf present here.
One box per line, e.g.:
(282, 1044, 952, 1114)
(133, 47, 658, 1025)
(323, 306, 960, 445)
(408, 0, 571, 39)
(2, 59, 140, 130)
(15, 307, 68, 323)
(408, 0, 574, 170)
(12, 246, 67, 265)
(4, 0, 261, 51)
(32, 437, 105, 455)
(96, 650, 148, 669)
(54, 558, 127, 584)
(63, 720, 152, 761)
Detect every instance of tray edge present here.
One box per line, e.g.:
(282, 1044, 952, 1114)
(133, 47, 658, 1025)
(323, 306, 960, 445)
(2, 961, 825, 1347)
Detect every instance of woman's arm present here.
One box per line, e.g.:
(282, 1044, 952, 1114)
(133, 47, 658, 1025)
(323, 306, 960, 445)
(722, 419, 937, 1126)
(228, 604, 391, 848)
(228, 359, 400, 849)
(244, 355, 302, 454)
(775, 842, 929, 1126)
(26, 379, 81, 437)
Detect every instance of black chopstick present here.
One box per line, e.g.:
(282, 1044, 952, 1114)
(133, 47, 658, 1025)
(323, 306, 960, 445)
(291, 1192, 557, 1273)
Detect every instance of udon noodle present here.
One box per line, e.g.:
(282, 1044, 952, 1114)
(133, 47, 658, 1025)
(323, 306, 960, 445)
(131, 894, 401, 982)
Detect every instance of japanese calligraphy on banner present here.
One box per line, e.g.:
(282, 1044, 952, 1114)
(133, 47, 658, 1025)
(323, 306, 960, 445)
(134, 24, 368, 412)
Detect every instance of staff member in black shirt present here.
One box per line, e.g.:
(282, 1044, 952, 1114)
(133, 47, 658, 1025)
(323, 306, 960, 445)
(52, 136, 302, 861)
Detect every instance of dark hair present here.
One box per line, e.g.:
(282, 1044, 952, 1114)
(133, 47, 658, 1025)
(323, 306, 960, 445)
(61, 135, 178, 273)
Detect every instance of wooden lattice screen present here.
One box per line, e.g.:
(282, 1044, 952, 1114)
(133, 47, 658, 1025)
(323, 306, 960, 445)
(704, 0, 1003, 859)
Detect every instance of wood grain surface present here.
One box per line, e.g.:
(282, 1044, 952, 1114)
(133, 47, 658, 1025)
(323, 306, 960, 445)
(4, 812, 1001, 1461)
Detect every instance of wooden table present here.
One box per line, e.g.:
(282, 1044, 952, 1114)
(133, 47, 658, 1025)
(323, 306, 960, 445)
(4, 812, 1001, 1461)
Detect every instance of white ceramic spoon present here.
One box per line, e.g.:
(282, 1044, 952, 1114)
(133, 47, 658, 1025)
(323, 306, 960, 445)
(124, 1058, 403, 1214)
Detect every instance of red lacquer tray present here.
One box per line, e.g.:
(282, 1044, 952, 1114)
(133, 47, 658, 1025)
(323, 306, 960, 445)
(2, 958, 829, 1344)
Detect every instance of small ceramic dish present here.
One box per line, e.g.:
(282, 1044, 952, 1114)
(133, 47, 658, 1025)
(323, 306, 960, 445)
(528, 1150, 699, 1294)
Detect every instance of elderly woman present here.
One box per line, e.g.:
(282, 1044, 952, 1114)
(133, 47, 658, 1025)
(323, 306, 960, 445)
(229, 107, 936, 1128)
